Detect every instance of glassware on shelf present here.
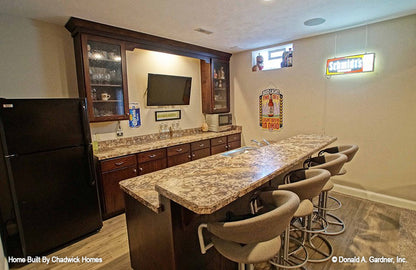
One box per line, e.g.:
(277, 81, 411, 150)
(86, 39, 127, 120)
(92, 88, 97, 100)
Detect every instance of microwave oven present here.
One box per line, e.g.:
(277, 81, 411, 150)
(205, 113, 232, 132)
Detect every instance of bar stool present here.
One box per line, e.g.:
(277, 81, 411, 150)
(318, 145, 359, 175)
(275, 168, 332, 264)
(197, 190, 299, 270)
(303, 153, 348, 235)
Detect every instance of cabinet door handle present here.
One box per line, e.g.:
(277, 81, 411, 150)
(148, 154, 157, 158)
(139, 167, 143, 171)
(199, 144, 205, 147)
(218, 140, 223, 143)
(176, 148, 183, 152)
(225, 145, 229, 149)
(188, 155, 192, 159)
(133, 168, 137, 173)
(115, 161, 124, 166)
(192, 153, 196, 157)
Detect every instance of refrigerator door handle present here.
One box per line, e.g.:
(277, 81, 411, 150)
(80, 100, 92, 145)
(87, 144, 96, 186)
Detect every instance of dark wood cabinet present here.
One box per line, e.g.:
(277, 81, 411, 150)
(138, 158, 167, 175)
(99, 155, 137, 218)
(137, 149, 167, 175)
(227, 134, 241, 150)
(101, 154, 136, 171)
(72, 34, 129, 122)
(192, 148, 211, 160)
(98, 133, 240, 219)
(210, 136, 228, 155)
(167, 144, 191, 167)
(191, 139, 211, 160)
(210, 134, 241, 154)
(201, 59, 230, 113)
(211, 144, 229, 155)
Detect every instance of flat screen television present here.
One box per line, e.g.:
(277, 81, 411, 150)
(146, 73, 192, 106)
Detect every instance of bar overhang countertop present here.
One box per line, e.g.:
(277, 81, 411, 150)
(119, 134, 337, 214)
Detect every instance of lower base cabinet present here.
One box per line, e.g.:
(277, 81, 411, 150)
(210, 134, 241, 155)
(98, 133, 241, 219)
(101, 165, 137, 218)
(139, 158, 167, 174)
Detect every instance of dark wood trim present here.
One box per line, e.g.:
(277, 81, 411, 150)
(65, 17, 232, 62)
(200, 60, 213, 113)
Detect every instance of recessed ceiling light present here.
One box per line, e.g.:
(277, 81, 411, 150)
(194, 28, 213, 35)
(304, 17, 326, 26)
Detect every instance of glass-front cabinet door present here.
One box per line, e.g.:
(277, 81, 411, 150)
(201, 58, 230, 114)
(212, 59, 229, 112)
(82, 35, 129, 122)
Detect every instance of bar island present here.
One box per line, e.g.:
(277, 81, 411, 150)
(119, 134, 336, 270)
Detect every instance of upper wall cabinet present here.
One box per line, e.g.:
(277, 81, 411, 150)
(201, 59, 230, 114)
(66, 17, 232, 119)
(75, 35, 129, 122)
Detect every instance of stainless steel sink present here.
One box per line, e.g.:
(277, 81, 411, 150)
(221, 146, 258, 157)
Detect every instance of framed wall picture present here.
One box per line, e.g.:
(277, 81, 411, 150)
(259, 88, 283, 131)
(155, 110, 181, 121)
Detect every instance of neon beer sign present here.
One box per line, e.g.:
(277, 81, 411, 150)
(326, 53, 375, 75)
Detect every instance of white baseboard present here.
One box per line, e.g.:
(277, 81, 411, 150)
(332, 184, 416, 211)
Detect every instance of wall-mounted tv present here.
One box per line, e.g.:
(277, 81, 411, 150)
(146, 73, 192, 106)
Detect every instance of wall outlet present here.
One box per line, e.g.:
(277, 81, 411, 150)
(116, 121, 124, 137)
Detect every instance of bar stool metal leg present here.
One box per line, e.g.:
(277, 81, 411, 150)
(269, 224, 308, 269)
(314, 190, 345, 235)
(299, 213, 333, 263)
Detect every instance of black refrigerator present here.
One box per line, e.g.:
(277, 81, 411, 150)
(0, 98, 102, 258)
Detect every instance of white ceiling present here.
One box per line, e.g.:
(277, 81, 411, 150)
(1, 0, 416, 53)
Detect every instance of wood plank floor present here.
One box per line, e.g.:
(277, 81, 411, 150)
(14, 192, 415, 270)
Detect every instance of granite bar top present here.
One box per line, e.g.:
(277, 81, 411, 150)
(119, 134, 336, 214)
(94, 127, 242, 160)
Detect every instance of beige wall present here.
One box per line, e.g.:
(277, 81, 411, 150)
(90, 49, 204, 140)
(0, 14, 77, 98)
(231, 15, 416, 202)
(0, 14, 204, 141)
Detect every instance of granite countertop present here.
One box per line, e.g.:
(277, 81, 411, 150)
(94, 128, 242, 160)
(119, 134, 336, 214)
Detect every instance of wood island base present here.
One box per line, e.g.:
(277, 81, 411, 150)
(123, 187, 271, 270)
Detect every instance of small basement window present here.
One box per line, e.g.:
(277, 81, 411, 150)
(252, 43, 293, 71)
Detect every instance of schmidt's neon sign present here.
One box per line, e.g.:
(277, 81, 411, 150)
(326, 53, 375, 75)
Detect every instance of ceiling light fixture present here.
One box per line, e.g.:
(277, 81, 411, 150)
(194, 28, 213, 35)
(304, 17, 326, 26)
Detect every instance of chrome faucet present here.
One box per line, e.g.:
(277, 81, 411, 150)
(263, 138, 270, 145)
(251, 139, 262, 147)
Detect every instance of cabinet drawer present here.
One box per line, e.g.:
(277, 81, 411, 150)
(167, 144, 190, 157)
(138, 158, 167, 175)
(101, 155, 137, 172)
(211, 136, 227, 146)
(191, 139, 210, 151)
(168, 153, 191, 167)
(211, 144, 228, 155)
(228, 140, 241, 150)
(227, 133, 241, 143)
(192, 148, 211, 160)
(137, 148, 166, 163)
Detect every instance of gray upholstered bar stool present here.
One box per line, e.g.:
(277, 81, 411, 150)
(318, 145, 359, 175)
(303, 153, 348, 235)
(197, 190, 299, 270)
(275, 168, 332, 264)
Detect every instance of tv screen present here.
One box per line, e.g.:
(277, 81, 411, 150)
(146, 73, 192, 106)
